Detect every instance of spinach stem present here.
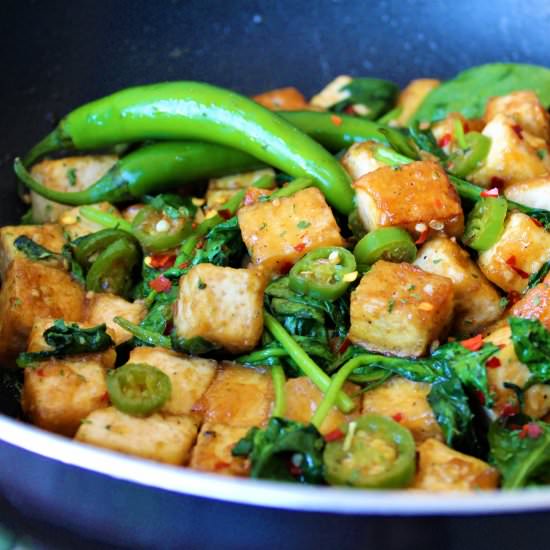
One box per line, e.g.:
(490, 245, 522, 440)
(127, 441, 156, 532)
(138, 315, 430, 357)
(376, 106, 403, 125)
(79, 206, 133, 233)
(270, 177, 312, 199)
(270, 364, 286, 418)
(114, 316, 172, 349)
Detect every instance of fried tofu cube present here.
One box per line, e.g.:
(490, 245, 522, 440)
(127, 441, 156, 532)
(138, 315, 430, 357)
(353, 161, 464, 238)
(0, 258, 84, 363)
(174, 264, 265, 354)
(238, 187, 344, 275)
(284, 377, 360, 435)
(190, 423, 250, 476)
(340, 141, 386, 180)
(361, 377, 442, 444)
(349, 261, 454, 357)
(414, 237, 503, 335)
(485, 91, 550, 142)
(414, 438, 499, 491)
(310, 75, 352, 109)
(84, 292, 147, 346)
(504, 176, 550, 211)
(469, 114, 550, 187)
(59, 202, 123, 240)
(253, 87, 308, 111)
(395, 78, 440, 126)
(22, 356, 111, 436)
(193, 363, 273, 428)
(75, 407, 198, 465)
(0, 224, 65, 280)
(30, 156, 118, 223)
(510, 273, 550, 330)
(128, 347, 216, 416)
(477, 212, 550, 293)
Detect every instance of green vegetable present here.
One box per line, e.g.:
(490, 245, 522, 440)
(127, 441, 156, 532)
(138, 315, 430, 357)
(106, 363, 172, 417)
(13, 235, 63, 265)
(323, 414, 416, 489)
(407, 122, 447, 160)
(447, 132, 491, 177)
(527, 261, 550, 290)
(353, 227, 417, 266)
(113, 316, 172, 349)
(78, 206, 133, 233)
(462, 197, 508, 251)
(171, 335, 221, 355)
(271, 364, 286, 418)
(413, 63, 550, 122)
(17, 320, 114, 367)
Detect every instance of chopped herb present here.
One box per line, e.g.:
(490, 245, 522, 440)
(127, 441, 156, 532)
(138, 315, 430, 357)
(66, 167, 78, 187)
(259, 222, 268, 230)
(432, 258, 442, 264)
(537, 149, 547, 160)
(499, 296, 509, 309)
(297, 220, 311, 229)
(407, 284, 416, 291)
(198, 279, 207, 289)
(387, 298, 395, 313)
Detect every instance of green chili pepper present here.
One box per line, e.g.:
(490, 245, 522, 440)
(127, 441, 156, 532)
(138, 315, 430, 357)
(462, 196, 508, 251)
(354, 228, 417, 266)
(447, 132, 491, 177)
(22, 82, 354, 214)
(73, 228, 132, 269)
(106, 363, 172, 417)
(323, 414, 416, 489)
(289, 247, 356, 301)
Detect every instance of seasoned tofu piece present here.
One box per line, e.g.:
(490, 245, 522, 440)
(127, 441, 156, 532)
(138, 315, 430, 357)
(30, 156, 118, 223)
(504, 176, 550, 211)
(253, 87, 308, 111)
(59, 202, 123, 240)
(310, 75, 352, 109)
(361, 377, 443, 444)
(238, 187, 344, 275)
(284, 377, 360, 435)
(128, 347, 216, 416)
(193, 363, 273, 428)
(510, 273, 550, 330)
(174, 264, 265, 354)
(477, 212, 550, 293)
(0, 258, 84, 363)
(84, 292, 147, 345)
(22, 356, 111, 436)
(0, 224, 65, 280)
(190, 423, 250, 476)
(485, 91, 550, 142)
(353, 161, 464, 239)
(414, 237, 503, 335)
(349, 261, 454, 357)
(414, 438, 499, 491)
(485, 325, 550, 419)
(395, 78, 440, 126)
(76, 407, 198, 465)
(470, 114, 550, 187)
(340, 141, 386, 180)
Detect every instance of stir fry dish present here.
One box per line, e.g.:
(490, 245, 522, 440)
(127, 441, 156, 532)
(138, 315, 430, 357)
(2, 62, 550, 492)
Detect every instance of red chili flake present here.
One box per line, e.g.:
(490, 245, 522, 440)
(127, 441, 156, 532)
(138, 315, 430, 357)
(36, 368, 45, 378)
(500, 402, 519, 418)
(289, 463, 303, 477)
(486, 356, 501, 369)
(149, 275, 172, 293)
(149, 254, 176, 270)
(100, 391, 109, 403)
(338, 337, 352, 355)
(330, 115, 343, 126)
(460, 333, 483, 352)
(218, 209, 232, 220)
(191, 222, 198, 229)
(480, 187, 499, 198)
(344, 105, 356, 115)
(294, 242, 306, 253)
(438, 133, 452, 148)
(462, 121, 469, 133)
(531, 217, 543, 228)
(415, 228, 429, 245)
(474, 390, 486, 406)
(490, 176, 506, 191)
(214, 461, 231, 471)
(434, 198, 443, 209)
(507, 290, 521, 306)
(523, 423, 543, 439)
(196, 240, 205, 250)
(506, 256, 529, 279)
(512, 124, 523, 139)
(392, 412, 404, 423)
(178, 261, 189, 270)
(324, 429, 345, 442)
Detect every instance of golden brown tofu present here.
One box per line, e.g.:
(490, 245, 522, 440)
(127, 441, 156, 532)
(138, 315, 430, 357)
(22, 357, 110, 436)
(30, 156, 118, 223)
(193, 363, 273, 428)
(478, 212, 550, 293)
(238, 187, 344, 276)
(0, 258, 84, 364)
(414, 438, 499, 491)
(284, 377, 360, 435)
(361, 377, 443, 444)
(504, 176, 550, 211)
(395, 78, 440, 126)
(510, 274, 550, 330)
(75, 407, 198, 465)
(340, 141, 386, 180)
(349, 261, 454, 357)
(190, 423, 250, 476)
(353, 161, 464, 238)
(59, 202, 123, 240)
(128, 347, 216, 416)
(414, 237, 503, 335)
(84, 292, 147, 346)
(174, 264, 265, 354)
(253, 87, 308, 111)
(485, 91, 550, 142)
(310, 75, 352, 109)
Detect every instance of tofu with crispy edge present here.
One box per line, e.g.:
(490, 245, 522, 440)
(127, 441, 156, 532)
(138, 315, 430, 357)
(485, 91, 550, 142)
(174, 264, 265, 354)
(361, 377, 443, 444)
(190, 423, 250, 476)
(414, 438, 499, 491)
(253, 87, 308, 111)
(504, 176, 550, 211)
(349, 261, 454, 357)
(340, 141, 386, 180)
(193, 363, 274, 428)
(0, 258, 84, 363)
(30, 156, 118, 223)
(353, 161, 464, 239)
(84, 292, 147, 346)
(414, 237, 503, 335)
(510, 273, 550, 330)
(75, 407, 198, 465)
(238, 187, 344, 276)
(0, 224, 65, 280)
(59, 202, 123, 240)
(395, 78, 440, 126)
(477, 212, 550, 293)
(128, 347, 216, 416)
(284, 377, 360, 435)
(485, 325, 550, 419)
(469, 114, 550, 187)
(310, 75, 352, 109)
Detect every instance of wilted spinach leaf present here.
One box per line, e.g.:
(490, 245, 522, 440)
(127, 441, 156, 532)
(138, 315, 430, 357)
(14, 235, 62, 265)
